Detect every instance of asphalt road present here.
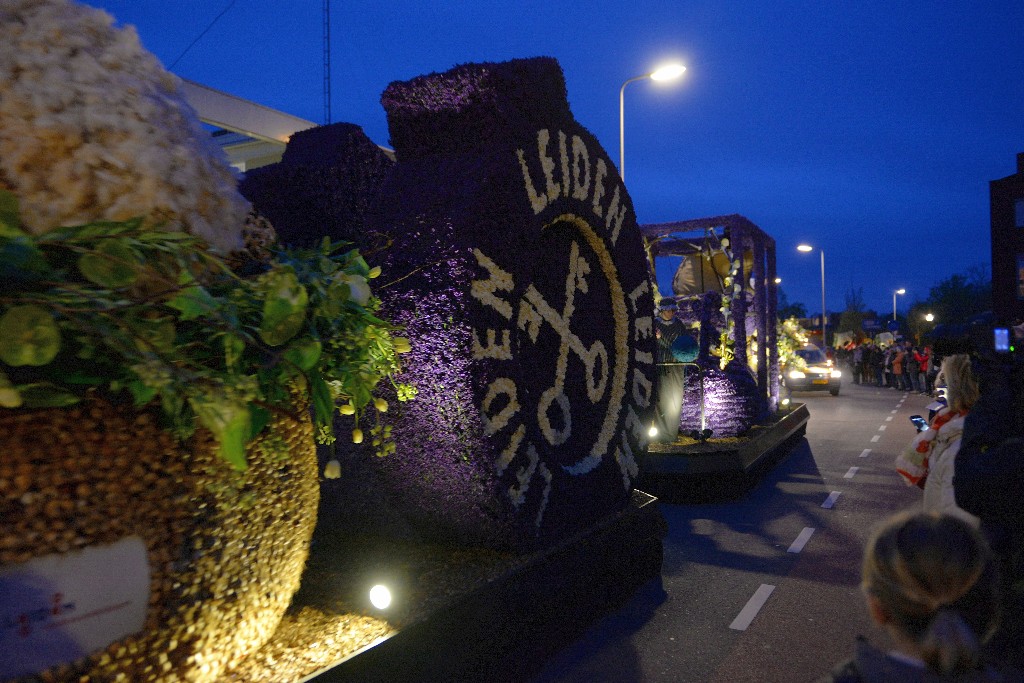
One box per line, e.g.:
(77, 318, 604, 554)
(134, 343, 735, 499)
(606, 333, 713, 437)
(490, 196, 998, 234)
(531, 379, 935, 683)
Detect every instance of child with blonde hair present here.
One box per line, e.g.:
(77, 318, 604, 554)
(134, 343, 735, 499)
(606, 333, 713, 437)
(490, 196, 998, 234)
(821, 512, 1003, 681)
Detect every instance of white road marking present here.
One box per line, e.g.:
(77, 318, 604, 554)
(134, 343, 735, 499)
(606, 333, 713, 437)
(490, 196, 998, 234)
(844, 467, 859, 479)
(860, 448, 872, 458)
(885, 416, 893, 421)
(878, 425, 887, 431)
(788, 527, 815, 553)
(871, 435, 881, 442)
(890, 410, 898, 414)
(730, 584, 776, 631)
(822, 491, 841, 509)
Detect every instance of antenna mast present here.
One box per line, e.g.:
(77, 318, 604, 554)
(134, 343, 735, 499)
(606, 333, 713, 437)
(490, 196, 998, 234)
(322, 0, 331, 125)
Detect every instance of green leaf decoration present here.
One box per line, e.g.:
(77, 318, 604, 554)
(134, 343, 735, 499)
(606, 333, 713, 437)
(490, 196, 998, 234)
(0, 304, 61, 366)
(131, 317, 176, 354)
(283, 338, 322, 371)
(15, 382, 80, 408)
(43, 218, 143, 242)
(78, 239, 139, 288)
(0, 208, 411, 471)
(259, 269, 308, 346)
(223, 333, 245, 371)
(309, 370, 334, 429)
(249, 404, 271, 439)
(190, 396, 251, 471)
(166, 283, 217, 321)
(127, 380, 159, 406)
(0, 370, 22, 408)
(0, 190, 25, 238)
(0, 237, 51, 283)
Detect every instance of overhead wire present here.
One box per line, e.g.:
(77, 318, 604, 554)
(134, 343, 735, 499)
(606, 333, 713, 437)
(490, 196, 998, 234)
(168, 0, 238, 71)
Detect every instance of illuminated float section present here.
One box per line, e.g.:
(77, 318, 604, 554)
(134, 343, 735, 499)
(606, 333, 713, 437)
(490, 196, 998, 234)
(638, 215, 810, 488)
(350, 57, 658, 548)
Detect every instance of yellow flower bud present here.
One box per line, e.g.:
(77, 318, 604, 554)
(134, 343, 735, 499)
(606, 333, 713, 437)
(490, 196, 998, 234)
(368, 266, 382, 279)
(352, 428, 363, 444)
(374, 397, 389, 412)
(393, 337, 412, 353)
(339, 404, 355, 415)
(324, 459, 341, 479)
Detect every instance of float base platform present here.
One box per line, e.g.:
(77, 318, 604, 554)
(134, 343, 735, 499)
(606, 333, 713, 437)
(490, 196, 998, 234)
(303, 490, 667, 683)
(637, 404, 810, 502)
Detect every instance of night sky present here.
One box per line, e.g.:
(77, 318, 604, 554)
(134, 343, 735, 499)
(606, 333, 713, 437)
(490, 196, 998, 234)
(84, 1, 1024, 317)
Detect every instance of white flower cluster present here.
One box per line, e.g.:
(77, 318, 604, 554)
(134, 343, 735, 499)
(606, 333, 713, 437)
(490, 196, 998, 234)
(0, 0, 248, 253)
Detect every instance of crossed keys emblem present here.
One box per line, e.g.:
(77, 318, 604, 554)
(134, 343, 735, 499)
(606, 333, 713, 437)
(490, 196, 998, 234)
(518, 240, 609, 447)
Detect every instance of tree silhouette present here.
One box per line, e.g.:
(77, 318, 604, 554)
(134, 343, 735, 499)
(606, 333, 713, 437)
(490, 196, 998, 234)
(777, 286, 807, 320)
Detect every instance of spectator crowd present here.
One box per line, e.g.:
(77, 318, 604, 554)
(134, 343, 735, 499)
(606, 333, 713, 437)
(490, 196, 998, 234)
(833, 340, 936, 394)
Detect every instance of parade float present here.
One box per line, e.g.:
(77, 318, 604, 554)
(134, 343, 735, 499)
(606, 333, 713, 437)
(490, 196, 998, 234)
(1, 2, 666, 681)
(637, 216, 809, 495)
(0, 2, 408, 681)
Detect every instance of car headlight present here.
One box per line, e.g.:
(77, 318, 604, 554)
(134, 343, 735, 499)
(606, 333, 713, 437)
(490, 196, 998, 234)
(831, 370, 842, 378)
(788, 370, 806, 379)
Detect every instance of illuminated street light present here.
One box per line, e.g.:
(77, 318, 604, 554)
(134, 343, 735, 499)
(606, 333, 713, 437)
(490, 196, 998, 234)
(893, 288, 906, 322)
(925, 312, 934, 322)
(619, 63, 686, 183)
(797, 244, 827, 349)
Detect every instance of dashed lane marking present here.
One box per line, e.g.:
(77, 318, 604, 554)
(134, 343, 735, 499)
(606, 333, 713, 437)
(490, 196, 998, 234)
(822, 491, 841, 509)
(844, 467, 859, 479)
(885, 416, 893, 421)
(871, 435, 881, 442)
(860, 448, 872, 458)
(729, 584, 776, 631)
(788, 527, 815, 553)
(878, 425, 887, 431)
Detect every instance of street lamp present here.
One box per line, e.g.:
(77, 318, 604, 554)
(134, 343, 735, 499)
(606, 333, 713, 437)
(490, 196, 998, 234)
(619, 63, 686, 183)
(797, 244, 827, 349)
(925, 312, 934, 322)
(893, 288, 906, 322)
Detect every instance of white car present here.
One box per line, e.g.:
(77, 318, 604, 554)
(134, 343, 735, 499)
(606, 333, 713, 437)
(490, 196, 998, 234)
(782, 345, 842, 396)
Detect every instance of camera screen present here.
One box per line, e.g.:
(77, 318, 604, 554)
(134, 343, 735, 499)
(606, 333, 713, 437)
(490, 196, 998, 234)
(994, 327, 1010, 353)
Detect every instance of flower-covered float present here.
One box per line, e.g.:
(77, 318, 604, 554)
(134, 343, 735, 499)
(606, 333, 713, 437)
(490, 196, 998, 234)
(244, 57, 659, 550)
(638, 215, 810, 485)
(643, 215, 779, 436)
(0, 1, 408, 681)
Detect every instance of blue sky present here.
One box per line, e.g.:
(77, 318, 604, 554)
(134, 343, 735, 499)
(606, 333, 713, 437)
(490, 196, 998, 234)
(85, 1, 1024, 317)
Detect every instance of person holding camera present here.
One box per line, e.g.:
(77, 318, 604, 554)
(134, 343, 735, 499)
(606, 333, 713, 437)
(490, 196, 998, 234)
(895, 355, 980, 525)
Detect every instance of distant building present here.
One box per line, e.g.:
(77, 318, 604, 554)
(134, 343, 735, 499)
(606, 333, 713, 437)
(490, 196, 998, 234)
(180, 80, 316, 172)
(990, 152, 1024, 324)
(180, 80, 395, 172)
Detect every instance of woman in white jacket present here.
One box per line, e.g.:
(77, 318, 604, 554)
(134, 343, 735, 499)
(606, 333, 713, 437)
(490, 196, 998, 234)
(896, 354, 980, 525)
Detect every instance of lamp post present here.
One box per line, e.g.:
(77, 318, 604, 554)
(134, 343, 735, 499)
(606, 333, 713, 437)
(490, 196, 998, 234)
(619, 63, 686, 183)
(797, 244, 827, 349)
(893, 288, 906, 322)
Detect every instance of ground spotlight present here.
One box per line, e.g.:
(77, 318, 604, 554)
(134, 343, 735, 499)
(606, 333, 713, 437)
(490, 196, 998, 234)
(648, 425, 658, 438)
(369, 584, 392, 610)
